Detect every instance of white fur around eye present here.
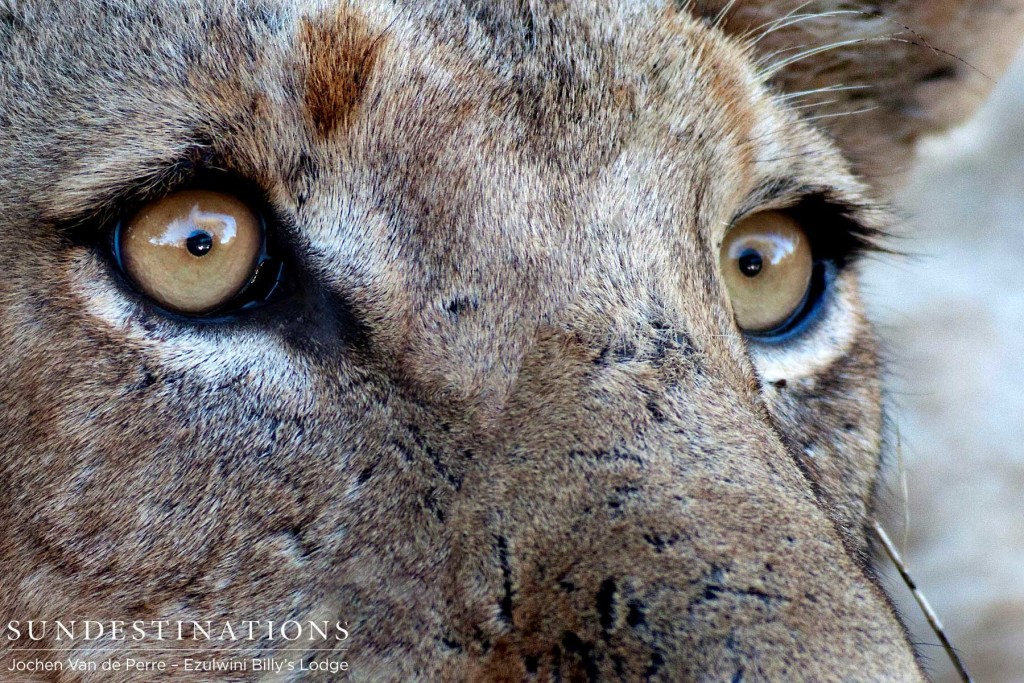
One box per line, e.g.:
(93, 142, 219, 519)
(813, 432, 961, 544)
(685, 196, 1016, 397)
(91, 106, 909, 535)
(748, 269, 862, 384)
(69, 249, 313, 395)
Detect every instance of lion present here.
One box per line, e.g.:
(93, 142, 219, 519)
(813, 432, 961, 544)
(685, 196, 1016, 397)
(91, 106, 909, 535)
(1, 1, 1021, 680)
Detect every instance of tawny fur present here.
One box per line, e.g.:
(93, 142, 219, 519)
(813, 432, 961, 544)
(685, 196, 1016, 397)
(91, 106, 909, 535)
(0, 1, 1020, 681)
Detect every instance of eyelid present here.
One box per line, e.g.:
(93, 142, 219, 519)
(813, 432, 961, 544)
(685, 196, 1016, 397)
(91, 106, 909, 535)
(726, 191, 891, 268)
(729, 177, 809, 225)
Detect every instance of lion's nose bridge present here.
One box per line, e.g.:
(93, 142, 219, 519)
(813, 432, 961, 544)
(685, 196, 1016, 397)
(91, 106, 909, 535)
(453, 338, 922, 679)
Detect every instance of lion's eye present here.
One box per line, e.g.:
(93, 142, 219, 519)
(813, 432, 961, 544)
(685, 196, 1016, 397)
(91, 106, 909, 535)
(115, 190, 267, 316)
(721, 210, 814, 335)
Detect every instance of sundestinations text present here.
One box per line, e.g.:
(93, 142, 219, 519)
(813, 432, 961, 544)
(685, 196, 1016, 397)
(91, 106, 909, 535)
(5, 620, 351, 642)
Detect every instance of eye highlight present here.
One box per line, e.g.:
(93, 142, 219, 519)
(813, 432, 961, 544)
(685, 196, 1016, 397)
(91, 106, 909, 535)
(721, 211, 814, 335)
(114, 190, 272, 316)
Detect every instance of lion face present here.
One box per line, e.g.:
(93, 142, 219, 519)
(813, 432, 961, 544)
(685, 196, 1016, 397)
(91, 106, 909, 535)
(2, 1, 1020, 680)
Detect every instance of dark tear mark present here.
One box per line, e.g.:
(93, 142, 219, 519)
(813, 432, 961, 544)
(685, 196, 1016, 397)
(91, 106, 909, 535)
(300, 6, 381, 138)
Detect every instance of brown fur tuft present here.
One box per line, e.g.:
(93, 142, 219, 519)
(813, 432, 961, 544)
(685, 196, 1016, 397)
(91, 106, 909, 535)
(300, 4, 381, 138)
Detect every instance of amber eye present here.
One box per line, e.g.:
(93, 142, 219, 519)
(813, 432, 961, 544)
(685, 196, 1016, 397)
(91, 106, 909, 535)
(116, 190, 264, 316)
(721, 211, 814, 334)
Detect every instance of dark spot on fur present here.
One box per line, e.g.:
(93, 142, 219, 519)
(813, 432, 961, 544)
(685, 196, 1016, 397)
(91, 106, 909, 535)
(446, 295, 480, 319)
(465, 0, 539, 56)
(596, 578, 617, 635)
(606, 485, 638, 517)
(922, 65, 958, 82)
(613, 341, 637, 362)
(357, 464, 375, 484)
(275, 525, 318, 563)
(645, 399, 667, 422)
(524, 655, 539, 673)
(0, 6, 24, 32)
(135, 369, 157, 391)
(440, 636, 464, 652)
(472, 626, 493, 653)
(496, 535, 515, 625)
(407, 424, 463, 490)
(550, 644, 563, 677)
(300, 8, 381, 138)
(287, 151, 319, 208)
(626, 600, 646, 627)
(649, 321, 696, 366)
(568, 448, 644, 465)
(773, 379, 788, 389)
(644, 651, 665, 680)
(643, 531, 681, 552)
(423, 488, 446, 522)
(561, 632, 600, 682)
(693, 565, 788, 613)
(732, 667, 746, 683)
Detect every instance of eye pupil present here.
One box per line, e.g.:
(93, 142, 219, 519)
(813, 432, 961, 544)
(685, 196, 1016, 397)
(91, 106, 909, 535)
(737, 249, 763, 277)
(185, 230, 214, 257)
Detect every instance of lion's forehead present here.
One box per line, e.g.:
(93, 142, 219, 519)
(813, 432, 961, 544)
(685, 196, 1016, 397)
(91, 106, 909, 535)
(11, 0, 787, 220)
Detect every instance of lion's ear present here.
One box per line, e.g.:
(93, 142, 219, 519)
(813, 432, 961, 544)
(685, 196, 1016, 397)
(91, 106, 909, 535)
(696, 1, 1024, 187)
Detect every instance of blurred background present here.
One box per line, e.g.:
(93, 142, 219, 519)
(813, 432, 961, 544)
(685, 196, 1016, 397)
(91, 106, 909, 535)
(864, 50, 1024, 683)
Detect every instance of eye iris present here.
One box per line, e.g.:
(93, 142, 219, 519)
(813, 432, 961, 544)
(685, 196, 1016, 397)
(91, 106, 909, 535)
(737, 249, 763, 277)
(185, 230, 214, 257)
(118, 190, 263, 316)
(720, 210, 814, 335)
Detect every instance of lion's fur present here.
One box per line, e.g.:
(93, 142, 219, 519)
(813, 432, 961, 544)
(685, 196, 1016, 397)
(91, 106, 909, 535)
(0, 1, 1021, 681)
